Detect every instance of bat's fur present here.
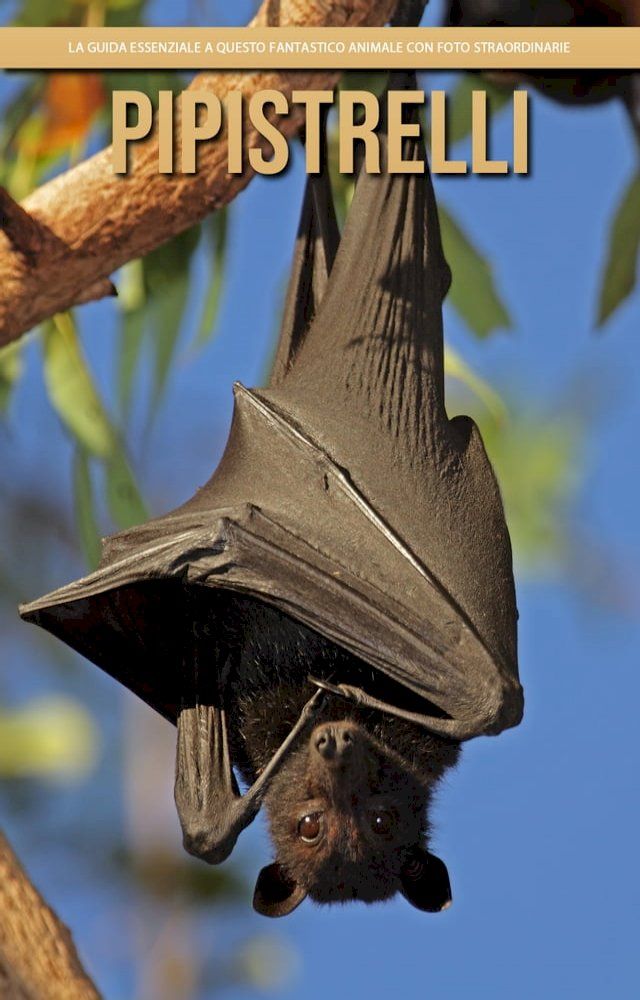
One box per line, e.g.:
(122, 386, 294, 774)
(225, 596, 460, 906)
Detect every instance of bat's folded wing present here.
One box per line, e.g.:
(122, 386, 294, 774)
(21, 78, 523, 743)
(20, 383, 522, 741)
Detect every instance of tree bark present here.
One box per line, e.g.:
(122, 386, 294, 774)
(0, 0, 398, 346)
(0, 832, 101, 1000)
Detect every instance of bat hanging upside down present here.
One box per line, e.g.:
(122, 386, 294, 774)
(177, 591, 459, 916)
(20, 73, 522, 916)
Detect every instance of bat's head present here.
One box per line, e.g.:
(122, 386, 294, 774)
(253, 718, 452, 917)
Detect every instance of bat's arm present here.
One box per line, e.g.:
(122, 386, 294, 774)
(174, 687, 326, 865)
(309, 676, 442, 731)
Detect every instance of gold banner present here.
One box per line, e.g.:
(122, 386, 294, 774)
(0, 27, 638, 70)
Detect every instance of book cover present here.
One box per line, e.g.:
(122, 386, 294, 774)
(0, 3, 638, 998)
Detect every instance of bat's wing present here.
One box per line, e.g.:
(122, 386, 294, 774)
(270, 164, 340, 385)
(20, 77, 522, 741)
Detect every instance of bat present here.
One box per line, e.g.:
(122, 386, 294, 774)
(20, 73, 522, 916)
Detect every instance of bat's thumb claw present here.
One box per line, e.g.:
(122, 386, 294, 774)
(308, 675, 339, 695)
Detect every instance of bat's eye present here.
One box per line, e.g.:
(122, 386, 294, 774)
(298, 813, 323, 844)
(370, 810, 394, 836)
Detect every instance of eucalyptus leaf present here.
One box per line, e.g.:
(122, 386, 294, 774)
(145, 225, 201, 413)
(597, 171, 640, 327)
(117, 258, 146, 412)
(118, 307, 146, 413)
(103, 70, 184, 101)
(12, 0, 75, 27)
(73, 448, 102, 570)
(43, 312, 148, 541)
(42, 314, 114, 457)
(328, 124, 355, 227)
(194, 209, 228, 349)
(0, 76, 44, 161)
(439, 203, 511, 338)
(339, 71, 390, 97)
(113, 845, 246, 903)
(105, 0, 151, 29)
(474, 408, 581, 575)
(105, 450, 149, 529)
(444, 345, 507, 424)
(446, 73, 515, 148)
(0, 341, 24, 415)
(0, 696, 99, 779)
(149, 270, 191, 412)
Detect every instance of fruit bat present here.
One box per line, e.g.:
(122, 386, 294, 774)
(20, 74, 522, 915)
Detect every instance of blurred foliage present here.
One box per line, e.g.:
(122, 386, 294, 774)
(439, 204, 512, 338)
(0, 696, 99, 778)
(43, 312, 148, 566)
(230, 934, 298, 992)
(446, 366, 583, 576)
(113, 844, 246, 904)
(444, 345, 507, 424)
(0, 9, 637, 997)
(444, 73, 515, 146)
(597, 170, 640, 326)
(0, 5, 247, 997)
(0, 340, 23, 413)
(476, 404, 581, 575)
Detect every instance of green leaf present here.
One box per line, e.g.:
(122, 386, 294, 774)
(150, 272, 190, 410)
(43, 311, 148, 538)
(145, 225, 201, 413)
(118, 307, 146, 413)
(328, 124, 355, 228)
(73, 447, 102, 570)
(444, 345, 507, 424)
(474, 408, 581, 575)
(42, 313, 114, 457)
(105, 450, 148, 530)
(113, 846, 246, 904)
(439, 203, 511, 338)
(446, 74, 514, 148)
(193, 209, 228, 349)
(0, 696, 99, 780)
(103, 70, 184, 100)
(339, 71, 390, 97)
(0, 76, 44, 162)
(117, 258, 146, 412)
(0, 340, 24, 414)
(12, 0, 75, 27)
(597, 171, 640, 326)
(238, 935, 297, 992)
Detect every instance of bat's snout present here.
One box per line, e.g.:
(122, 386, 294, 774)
(312, 722, 359, 765)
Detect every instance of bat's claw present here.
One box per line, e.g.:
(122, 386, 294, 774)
(307, 676, 350, 700)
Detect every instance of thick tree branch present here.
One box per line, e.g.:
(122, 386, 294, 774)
(0, 0, 399, 346)
(0, 832, 101, 1000)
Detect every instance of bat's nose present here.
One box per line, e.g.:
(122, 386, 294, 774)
(314, 722, 356, 761)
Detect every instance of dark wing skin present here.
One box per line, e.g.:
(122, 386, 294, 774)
(175, 584, 327, 864)
(270, 161, 340, 385)
(20, 75, 522, 861)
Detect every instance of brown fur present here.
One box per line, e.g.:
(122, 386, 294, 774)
(224, 596, 460, 907)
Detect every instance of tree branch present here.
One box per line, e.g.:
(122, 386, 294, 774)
(0, 0, 399, 346)
(0, 832, 101, 1000)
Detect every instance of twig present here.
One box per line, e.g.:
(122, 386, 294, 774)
(0, 831, 101, 1000)
(0, 0, 399, 346)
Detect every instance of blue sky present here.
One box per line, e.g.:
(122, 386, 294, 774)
(1, 5, 640, 999)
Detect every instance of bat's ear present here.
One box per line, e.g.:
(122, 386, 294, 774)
(400, 847, 452, 913)
(253, 862, 307, 918)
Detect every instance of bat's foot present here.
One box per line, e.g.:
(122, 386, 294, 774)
(307, 675, 350, 700)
